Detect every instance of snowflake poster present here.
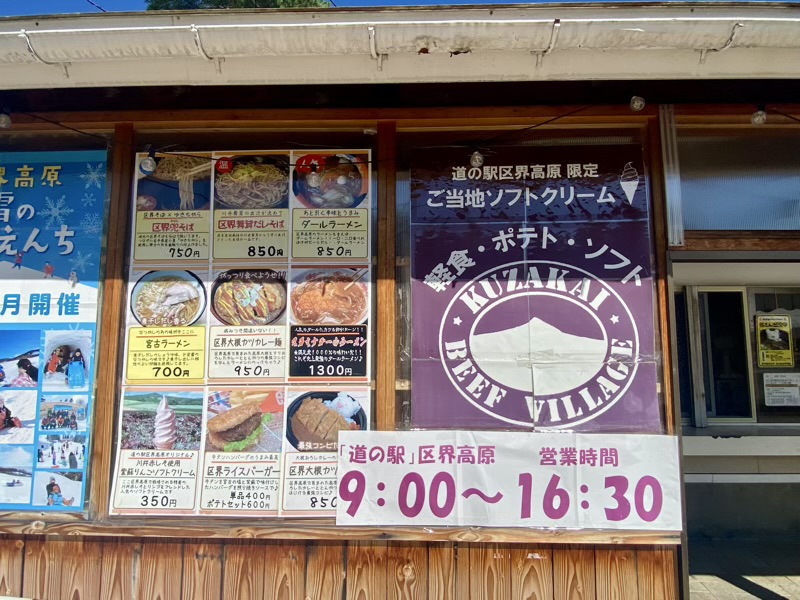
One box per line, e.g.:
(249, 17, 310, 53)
(0, 150, 107, 512)
(410, 144, 662, 433)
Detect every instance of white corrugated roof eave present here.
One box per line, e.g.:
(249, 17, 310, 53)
(0, 4, 798, 88)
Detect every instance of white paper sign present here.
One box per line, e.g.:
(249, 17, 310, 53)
(764, 373, 800, 406)
(337, 431, 682, 531)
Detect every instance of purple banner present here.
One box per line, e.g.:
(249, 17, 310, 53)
(410, 145, 661, 432)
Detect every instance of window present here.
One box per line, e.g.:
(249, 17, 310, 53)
(678, 130, 800, 231)
(676, 283, 800, 425)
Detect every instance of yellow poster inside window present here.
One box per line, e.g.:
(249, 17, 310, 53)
(756, 315, 794, 368)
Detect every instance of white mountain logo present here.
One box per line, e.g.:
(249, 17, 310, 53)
(470, 316, 607, 397)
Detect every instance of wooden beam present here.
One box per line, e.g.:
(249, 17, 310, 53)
(89, 123, 135, 520)
(376, 120, 398, 431)
(676, 231, 800, 252)
(0, 519, 681, 544)
(8, 105, 657, 130)
(647, 118, 676, 435)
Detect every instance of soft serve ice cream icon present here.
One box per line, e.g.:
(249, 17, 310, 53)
(153, 395, 178, 450)
(620, 162, 639, 205)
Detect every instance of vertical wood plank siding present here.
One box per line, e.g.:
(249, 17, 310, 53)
(0, 537, 678, 599)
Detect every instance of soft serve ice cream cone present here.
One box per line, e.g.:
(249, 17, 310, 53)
(620, 161, 639, 205)
(153, 396, 178, 450)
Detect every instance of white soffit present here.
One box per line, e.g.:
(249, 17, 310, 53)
(0, 5, 799, 88)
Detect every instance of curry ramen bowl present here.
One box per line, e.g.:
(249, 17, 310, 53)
(290, 268, 368, 326)
(210, 269, 287, 327)
(131, 270, 206, 327)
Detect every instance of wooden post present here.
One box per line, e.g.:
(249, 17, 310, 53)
(376, 121, 398, 431)
(647, 118, 677, 435)
(88, 123, 135, 519)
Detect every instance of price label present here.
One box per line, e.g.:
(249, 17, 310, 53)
(281, 452, 338, 517)
(214, 208, 288, 260)
(291, 208, 368, 260)
(289, 325, 367, 380)
(111, 450, 199, 514)
(126, 326, 206, 384)
(200, 452, 281, 514)
(134, 211, 210, 262)
(336, 431, 682, 530)
(208, 326, 285, 381)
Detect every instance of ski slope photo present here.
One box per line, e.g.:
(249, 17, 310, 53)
(0, 390, 37, 444)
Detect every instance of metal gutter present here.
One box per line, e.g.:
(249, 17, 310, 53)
(0, 5, 797, 88)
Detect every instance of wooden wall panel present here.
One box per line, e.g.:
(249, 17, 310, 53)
(305, 542, 345, 600)
(388, 542, 428, 600)
(469, 543, 512, 600)
(346, 541, 388, 600)
(427, 543, 456, 600)
(99, 539, 140, 600)
(222, 540, 268, 600)
(511, 546, 554, 600)
(182, 542, 222, 600)
(595, 548, 637, 600)
(266, 542, 306, 600)
(0, 537, 23, 597)
(138, 540, 184, 600)
(22, 538, 62, 600)
(60, 540, 103, 600)
(636, 547, 678, 600)
(554, 545, 596, 600)
(0, 537, 680, 599)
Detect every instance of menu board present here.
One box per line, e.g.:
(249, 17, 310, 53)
(410, 146, 661, 432)
(0, 151, 107, 512)
(110, 150, 372, 517)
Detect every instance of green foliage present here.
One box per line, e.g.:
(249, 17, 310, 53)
(146, 0, 330, 9)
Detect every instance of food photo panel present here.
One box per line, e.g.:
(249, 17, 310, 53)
(207, 266, 289, 384)
(124, 268, 209, 386)
(212, 152, 290, 262)
(200, 388, 285, 515)
(288, 266, 371, 383)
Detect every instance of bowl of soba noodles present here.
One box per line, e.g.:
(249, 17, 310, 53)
(136, 154, 213, 212)
(214, 155, 290, 210)
(131, 270, 207, 327)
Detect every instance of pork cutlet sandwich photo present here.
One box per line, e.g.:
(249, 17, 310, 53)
(206, 402, 265, 452)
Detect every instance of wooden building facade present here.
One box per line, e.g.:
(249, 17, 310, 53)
(0, 5, 799, 599)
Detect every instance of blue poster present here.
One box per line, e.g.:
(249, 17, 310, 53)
(0, 150, 107, 511)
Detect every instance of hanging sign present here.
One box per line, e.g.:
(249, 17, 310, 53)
(0, 150, 107, 512)
(410, 145, 660, 432)
(337, 431, 682, 531)
(110, 149, 373, 517)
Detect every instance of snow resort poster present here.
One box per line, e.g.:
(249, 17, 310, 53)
(410, 145, 660, 432)
(0, 150, 106, 511)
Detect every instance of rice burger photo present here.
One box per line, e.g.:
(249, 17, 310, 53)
(206, 402, 265, 452)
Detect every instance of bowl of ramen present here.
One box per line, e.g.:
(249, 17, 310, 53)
(285, 391, 366, 452)
(293, 153, 369, 209)
(215, 155, 289, 209)
(210, 269, 287, 327)
(290, 268, 368, 325)
(131, 270, 206, 327)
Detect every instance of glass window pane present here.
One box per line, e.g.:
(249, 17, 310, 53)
(699, 291, 752, 418)
(678, 131, 800, 231)
(749, 289, 800, 422)
(755, 293, 777, 313)
(674, 291, 693, 419)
